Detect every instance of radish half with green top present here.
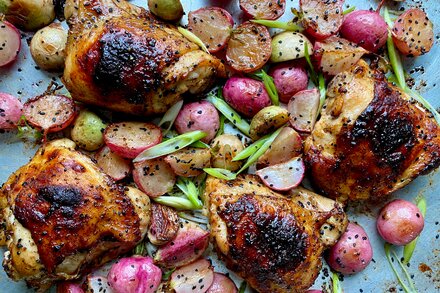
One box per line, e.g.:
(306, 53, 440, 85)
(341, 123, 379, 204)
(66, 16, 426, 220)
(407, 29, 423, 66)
(104, 122, 162, 159)
(154, 222, 209, 268)
(169, 258, 214, 293)
(300, 0, 345, 40)
(287, 88, 320, 133)
(0, 20, 21, 67)
(256, 157, 305, 191)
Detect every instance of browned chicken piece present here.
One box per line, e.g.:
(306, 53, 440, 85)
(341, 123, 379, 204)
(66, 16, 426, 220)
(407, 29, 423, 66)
(63, 0, 225, 116)
(0, 139, 151, 292)
(206, 175, 347, 293)
(305, 60, 440, 203)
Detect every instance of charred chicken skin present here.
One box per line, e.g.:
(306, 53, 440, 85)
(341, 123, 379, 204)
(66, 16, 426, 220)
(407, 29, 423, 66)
(206, 175, 347, 293)
(305, 60, 440, 203)
(0, 139, 150, 291)
(63, 0, 225, 116)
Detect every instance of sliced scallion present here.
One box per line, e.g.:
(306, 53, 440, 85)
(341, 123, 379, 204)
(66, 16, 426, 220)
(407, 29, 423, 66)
(384, 243, 417, 293)
(158, 100, 184, 135)
(178, 212, 208, 224)
(237, 126, 284, 174)
(203, 168, 237, 180)
(133, 241, 147, 256)
(206, 93, 251, 136)
(190, 140, 210, 148)
(342, 6, 356, 15)
(252, 69, 280, 106)
(133, 131, 207, 162)
(216, 114, 226, 137)
(332, 272, 343, 293)
(403, 196, 427, 264)
(176, 177, 203, 209)
(318, 72, 327, 113)
(153, 196, 198, 210)
(304, 42, 318, 85)
(162, 268, 176, 281)
(251, 19, 302, 31)
(232, 137, 268, 162)
(178, 27, 210, 54)
(238, 281, 247, 293)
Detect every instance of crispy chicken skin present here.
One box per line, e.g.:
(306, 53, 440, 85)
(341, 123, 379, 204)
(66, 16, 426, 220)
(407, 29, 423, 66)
(305, 60, 440, 203)
(63, 0, 225, 116)
(0, 139, 150, 291)
(206, 175, 347, 293)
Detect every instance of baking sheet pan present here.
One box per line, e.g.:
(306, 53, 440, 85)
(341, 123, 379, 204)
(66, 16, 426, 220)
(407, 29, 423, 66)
(0, 0, 439, 291)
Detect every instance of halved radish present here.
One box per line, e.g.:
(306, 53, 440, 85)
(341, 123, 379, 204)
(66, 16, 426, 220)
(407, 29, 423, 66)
(165, 147, 211, 177)
(169, 258, 214, 293)
(95, 146, 131, 181)
(23, 95, 78, 133)
(104, 122, 162, 159)
(133, 157, 176, 198)
(314, 36, 367, 76)
(83, 275, 114, 293)
(154, 222, 209, 268)
(257, 127, 303, 168)
(0, 92, 23, 129)
(0, 20, 21, 67)
(287, 89, 320, 133)
(206, 273, 238, 293)
(256, 157, 305, 191)
(226, 21, 272, 73)
(300, 0, 344, 40)
(188, 7, 234, 53)
(392, 8, 434, 57)
(270, 32, 313, 63)
(239, 0, 286, 20)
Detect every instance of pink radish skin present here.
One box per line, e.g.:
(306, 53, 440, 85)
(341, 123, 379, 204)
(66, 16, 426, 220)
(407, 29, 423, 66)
(0, 93, 23, 129)
(256, 157, 305, 191)
(154, 222, 210, 268)
(239, 0, 286, 20)
(23, 95, 78, 133)
(107, 256, 161, 293)
(0, 20, 21, 67)
(170, 258, 214, 293)
(206, 273, 238, 293)
(133, 157, 176, 198)
(223, 77, 271, 118)
(95, 146, 131, 181)
(376, 199, 424, 246)
(56, 282, 84, 293)
(326, 222, 373, 275)
(174, 101, 219, 144)
(269, 61, 309, 103)
(300, 0, 345, 40)
(287, 88, 320, 133)
(83, 276, 113, 293)
(104, 122, 162, 159)
(188, 7, 234, 53)
(340, 10, 388, 53)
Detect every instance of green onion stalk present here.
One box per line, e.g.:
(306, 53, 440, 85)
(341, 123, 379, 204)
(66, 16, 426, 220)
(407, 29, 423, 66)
(332, 271, 343, 293)
(383, 8, 440, 125)
(178, 27, 210, 54)
(384, 243, 417, 293)
(251, 19, 302, 31)
(158, 100, 183, 135)
(251, 69, 280, 106)
(403, 196, 427, 264)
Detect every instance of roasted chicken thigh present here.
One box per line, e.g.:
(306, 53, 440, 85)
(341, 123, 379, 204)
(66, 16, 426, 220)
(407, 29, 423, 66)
(63, 0, 225, 116)
(0, 139, 150, 291)
(305, 60, 440, 202)
(206, 175, 347, 293)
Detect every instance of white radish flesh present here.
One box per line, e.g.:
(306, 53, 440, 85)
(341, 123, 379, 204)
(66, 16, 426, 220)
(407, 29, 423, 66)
(239, 0, 286, 20)
(154, 222, 209, 268)
(84, 275, 114, 293)
(23, 95, 78, 133)
(287, 89, 320, 133)
(133, 157, 176, 198)
(300, 0, 344, 40)
(314, 36, 367, 76)
(0, 92, 23, 129)
(188, 7, 233, 53)
(95, 146, 131, 181)
(256, 157, 305, 191)
(0, 20, 21, 67)
(270, 32, 313, 63)
(169, 258, 214, 293)
(104, 122, 162, 159)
